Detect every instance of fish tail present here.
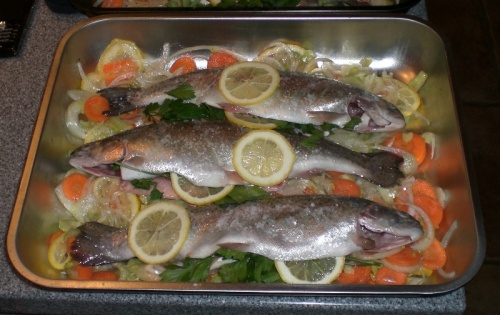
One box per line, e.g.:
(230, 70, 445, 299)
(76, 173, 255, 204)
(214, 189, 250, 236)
(70, 222, 133, 266)
(98, 87, 140, 116)
(366, 152, 404, 187)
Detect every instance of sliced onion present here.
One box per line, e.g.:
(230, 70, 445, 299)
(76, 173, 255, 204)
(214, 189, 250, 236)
(400, 203, 435, 252)
(65, 100, 86, 139)
(440, 220, 458, 249)
(437, 268, 456, 279)
(210, 257, 237, 271)
(375, 145, 418, 176)
(67, 89, 93, 101)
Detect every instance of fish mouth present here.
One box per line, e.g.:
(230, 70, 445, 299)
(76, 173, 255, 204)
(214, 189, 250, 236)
(355, 204, 423, 251)
(348, 96, 406, 132)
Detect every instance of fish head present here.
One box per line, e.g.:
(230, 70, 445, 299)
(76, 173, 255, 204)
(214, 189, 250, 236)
(355, 203, 423, 251)
(69, 138, 125, 177)
(348, 94, 406, 133)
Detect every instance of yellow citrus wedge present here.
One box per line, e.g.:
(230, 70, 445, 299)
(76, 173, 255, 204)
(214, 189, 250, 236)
(225, 112, 277, 129)
(275, 257, 345, 284)
(219, 61, 280, 106)
(254, 41, 316, 72)
(128, 200, 190, 265)
(47, 231, 75, 270)
(92, 176, 140, 228)
(232, 129, 296, 186)
(171, 173, 234, 206)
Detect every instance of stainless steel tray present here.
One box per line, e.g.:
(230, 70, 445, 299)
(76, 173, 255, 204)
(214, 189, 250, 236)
(69, 0, 421, 16)
(7, 15, 485, 295)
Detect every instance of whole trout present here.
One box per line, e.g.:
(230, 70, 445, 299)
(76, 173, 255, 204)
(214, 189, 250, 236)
(71, 195, 423, 265)
(69, 120, 403, 188)
(98, 68, 406, 133)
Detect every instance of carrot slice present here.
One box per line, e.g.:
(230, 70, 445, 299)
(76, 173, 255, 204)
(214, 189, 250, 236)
(61, 173, 89, 201)
(91, 271, 118, 281)
(102, 58, 139, 85)
(120, 108, 140, 120)
(384, 132, 427, 165)
(421, 239, 447, 270)
(303, 187, 316, 195)
(413, 193, 444, 229)
(384, 246, 422, 267)
(47, 230, 65, 246)
(411, 178, 437, 199)
(169, 56, 197, 74)
(374, 266, 408, 285)
(335, 266, 372, 284)
(331, 178, 361, 197)
(101, 0, 124, 7)
(84, 95, 110, 123)
(207, 51, 239, 69)
(74, 265, 94, 280)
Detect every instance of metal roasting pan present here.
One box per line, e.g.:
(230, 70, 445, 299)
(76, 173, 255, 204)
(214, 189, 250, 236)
(6, 15, 485, 295)
(69, 0, 421, 16)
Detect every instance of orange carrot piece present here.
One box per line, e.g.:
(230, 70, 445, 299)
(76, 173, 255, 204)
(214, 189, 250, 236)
(207, 51, 239, 69)
(331, 178, 361, 197)
(384, 246, 422, 267)
(410, 178, 437, 199)
(421, 239, 447, 270)
(47, 230, 65, 246)
(120, 108, 140, 120)
(101, 0, 124, 7)
(84, 95, 110, 123)
(335, 266, 372, 284)
(384, 132, 427, 165)
(374, 266, 408, 285)
(413, 193, 444, 229)
(169, 56, 197, 74)
(91, 271, 118, 281)
(102, 58, 138, 85)
(61, 173, 89, 201)
(303, 187, 316, 195)
(75, 265, 94, 280)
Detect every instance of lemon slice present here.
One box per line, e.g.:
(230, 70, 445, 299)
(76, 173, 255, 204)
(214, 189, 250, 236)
(170, 173, 234, 206)
(254, 41, 316, 72)
(219, 61, 280, 106)
(395, 83, 421, 117)
(364, 76, 421, 117)
(92, 177, 140, 228)
(232, 130, 296, 186)
(128, 200, 190, 264)
(275, 257, 345, 284)
(96, 38, 144, 77)
(225, 112, 277, 129)
(48, 230, 78, 270)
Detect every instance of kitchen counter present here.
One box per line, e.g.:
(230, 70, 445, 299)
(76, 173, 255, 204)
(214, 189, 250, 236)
(0, 1, 467, 314)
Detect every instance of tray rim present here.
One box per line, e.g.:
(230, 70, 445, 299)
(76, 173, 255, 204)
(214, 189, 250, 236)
(6, 14, 486, 295)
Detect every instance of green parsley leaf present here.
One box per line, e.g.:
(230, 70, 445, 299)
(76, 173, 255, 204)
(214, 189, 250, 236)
(343, 117, 362, 131)
(166, 84, 196, 100)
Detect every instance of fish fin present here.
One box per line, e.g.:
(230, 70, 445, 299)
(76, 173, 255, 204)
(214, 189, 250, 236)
(366, 152, 404, 187)
(306, 111, 350, 125)
(98, 87, 141, 116)
(218, 242, 252, 252)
